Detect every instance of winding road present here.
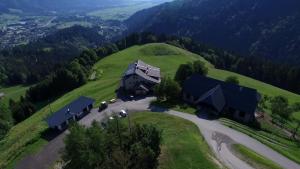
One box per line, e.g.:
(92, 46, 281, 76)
(15, 97, 300, 169)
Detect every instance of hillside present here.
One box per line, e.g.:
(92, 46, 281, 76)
(0, 0, 170, 14)
(0, 26, 111, 85)
(1, 43, 300, 168)
(0, 0, 128, 14)
(126, 0, 300, 64)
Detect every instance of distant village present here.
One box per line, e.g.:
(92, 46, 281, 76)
(0, 15, 125, 49)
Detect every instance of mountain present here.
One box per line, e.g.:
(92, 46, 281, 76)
(126, 0, 300, 64)
(0, 0, 171, 14)
(0, 26, 110, 85)
(0, 0, 127, 13)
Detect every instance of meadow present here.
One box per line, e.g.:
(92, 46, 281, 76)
(221, 118, 300, 164)
(232, 144, 283, 169)
(129, 112, 220, 169)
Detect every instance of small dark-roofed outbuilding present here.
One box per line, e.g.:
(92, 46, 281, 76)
(46, 96, 95, 130)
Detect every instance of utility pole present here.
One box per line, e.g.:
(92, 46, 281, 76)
(48, 99, 53, 114)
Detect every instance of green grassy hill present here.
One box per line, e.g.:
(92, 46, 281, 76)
(1, 43, 300, 168)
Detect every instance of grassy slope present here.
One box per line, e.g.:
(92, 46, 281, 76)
(1, 43, 300, 168)
(221, 118, 300, 164)
(0, 85, 30, 105)
(130, 112, 219, 169)
(232, 144, 283, 169)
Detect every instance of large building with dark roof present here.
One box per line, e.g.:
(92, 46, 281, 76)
(46, 96, 95, 130)
(183, 74, 261, 123)
(121, 60, 161, 95)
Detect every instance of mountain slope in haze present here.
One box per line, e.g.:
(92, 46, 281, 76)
(0, 0, 171, 14)
(126, 0, 300, 64)
(0, 0, 127, 13)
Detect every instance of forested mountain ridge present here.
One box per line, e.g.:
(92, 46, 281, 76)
(0, 26, 112, 85)
(126, 0, 300, 64)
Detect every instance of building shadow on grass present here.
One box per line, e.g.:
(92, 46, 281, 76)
(41, 128, 67, 142)
(116, 88, 151, 102)
(196, 111, 219, 120)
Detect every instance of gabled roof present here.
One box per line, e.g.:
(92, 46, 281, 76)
(183, 74, 260, 114)
(197, 85, 226, 113)
(124, 60, 161, 83)
(46, 96, 95, 128)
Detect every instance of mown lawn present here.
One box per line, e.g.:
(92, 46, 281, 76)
(0, 85, 30, 103)
(1, 43, 300, 168)
(232, 144, 283, 169)
(220, 118, 300, 164)
(130, 112, 220, 169)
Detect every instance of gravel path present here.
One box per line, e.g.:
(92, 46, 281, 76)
(165, 110, 300, 169)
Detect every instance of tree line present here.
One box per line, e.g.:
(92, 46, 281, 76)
(0, 101, 12, 140)
(63, 119, 162, 169)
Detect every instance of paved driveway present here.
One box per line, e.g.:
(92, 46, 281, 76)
(15, 97, 300, 169)
(15, 98, 153, 169)
(165, 110, 300, 169)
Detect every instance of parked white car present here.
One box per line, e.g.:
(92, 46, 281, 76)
(119, 110, 128, 118)
(109, 98, 116, 103)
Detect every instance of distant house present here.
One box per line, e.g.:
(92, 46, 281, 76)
(183, 74, 260, 123)
(121, 60, 161, 95)
(46, 96, 95, 130)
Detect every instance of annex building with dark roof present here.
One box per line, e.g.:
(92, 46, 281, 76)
(183, 74, 261, 123)
(46, 96, 95, 130)
(121, 60, 161, 95)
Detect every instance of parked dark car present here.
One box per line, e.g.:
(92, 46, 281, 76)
(98, 101, 108, 112)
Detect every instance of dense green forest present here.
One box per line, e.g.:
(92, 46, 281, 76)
(64, 121, 161, 169)
(126, 0, 300, 65)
